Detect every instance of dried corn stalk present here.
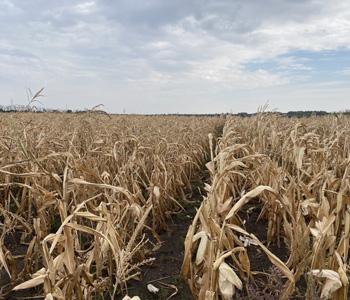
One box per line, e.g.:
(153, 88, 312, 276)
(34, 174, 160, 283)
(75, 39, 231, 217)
(183, 114, 350, 300)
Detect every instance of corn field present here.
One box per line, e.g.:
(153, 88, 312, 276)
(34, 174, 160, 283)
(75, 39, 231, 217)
(1, 112, 350, 300)
(183, 114, 350, 299)
(0, 112, 223, 299)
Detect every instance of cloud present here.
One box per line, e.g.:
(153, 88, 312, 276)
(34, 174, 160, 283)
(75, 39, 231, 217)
(73, 1, 96, 14)
(0, 0, 350, 112)
(340, 69, 350, 76)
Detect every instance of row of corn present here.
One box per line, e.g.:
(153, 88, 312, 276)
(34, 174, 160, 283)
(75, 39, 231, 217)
(0, 113, 223, 299)
(182, 114, 350, 299)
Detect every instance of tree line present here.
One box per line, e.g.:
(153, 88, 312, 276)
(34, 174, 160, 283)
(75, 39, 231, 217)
(0, 104, 349, 117)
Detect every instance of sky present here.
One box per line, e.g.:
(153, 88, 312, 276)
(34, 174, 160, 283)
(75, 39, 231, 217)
(0, 0, 350, 114)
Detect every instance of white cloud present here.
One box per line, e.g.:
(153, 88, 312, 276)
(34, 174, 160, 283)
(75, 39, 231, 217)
(340, 69, 350, 76)
(0, 0, 21, 14)
(73, 1, 96, 15)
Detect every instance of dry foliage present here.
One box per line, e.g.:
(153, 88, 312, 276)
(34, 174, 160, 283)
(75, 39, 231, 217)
(182, 114, 350, 300)
(0, 112, 223, 299)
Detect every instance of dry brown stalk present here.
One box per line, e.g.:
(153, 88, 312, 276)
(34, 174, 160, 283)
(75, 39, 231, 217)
(0, 112, 224, 299)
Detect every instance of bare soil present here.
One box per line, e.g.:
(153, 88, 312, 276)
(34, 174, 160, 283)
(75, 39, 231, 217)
(115, 173, 209, 300)
(0, 231, 40, 299)
(236, 200, 306, 299)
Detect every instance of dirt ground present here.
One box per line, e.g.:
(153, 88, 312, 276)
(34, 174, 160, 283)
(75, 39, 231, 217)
(115, 173, 208, 300)
(236, 200, 306, 299)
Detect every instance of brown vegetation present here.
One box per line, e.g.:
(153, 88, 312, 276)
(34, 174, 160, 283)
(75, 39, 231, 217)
(0, 113, 223, 299)
(182, 114, 350, 299)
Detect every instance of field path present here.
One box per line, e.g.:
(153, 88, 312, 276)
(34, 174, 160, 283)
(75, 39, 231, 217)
(117, 170, 209, 300)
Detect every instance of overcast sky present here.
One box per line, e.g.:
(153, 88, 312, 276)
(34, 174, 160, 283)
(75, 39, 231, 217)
(1, 0, 350, 113)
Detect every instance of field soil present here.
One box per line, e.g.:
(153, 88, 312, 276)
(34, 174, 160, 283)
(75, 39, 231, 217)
(0, 230, 44, 299)
(116, 172, 209, 300)
(236, 201, 305, 299)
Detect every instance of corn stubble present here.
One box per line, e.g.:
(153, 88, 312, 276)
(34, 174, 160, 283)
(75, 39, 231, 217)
(182, 114, 350, 300)
(0, 112, 223, 299)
